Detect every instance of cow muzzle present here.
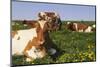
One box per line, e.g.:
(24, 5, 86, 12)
(38, 40, 45, 45)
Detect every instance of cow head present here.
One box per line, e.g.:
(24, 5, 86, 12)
(38, 12, 60, 22)
(38, 12, 62, 30)
(91, 24, 96, 32)
(23, 20, 52, 47)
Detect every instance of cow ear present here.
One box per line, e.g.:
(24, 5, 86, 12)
(38, 13, 44, 20)
(38, 13, 41, 20)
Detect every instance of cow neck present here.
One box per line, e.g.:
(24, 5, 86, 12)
(35, 21, 45, 43)
(38, 20, 46, 30)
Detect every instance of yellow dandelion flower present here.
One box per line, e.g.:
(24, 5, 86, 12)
(88, 45, 91, 49)
(32, 62, 34, 64)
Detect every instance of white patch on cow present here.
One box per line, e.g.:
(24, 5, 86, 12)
(54, 12, 60, 19)
(49, 48, 56, 55)
(92, 24, 96, 28)
(26, 46, 37, 59)
(23, 24, 28, 27)
(26, 58, 32, 62)
(39, 40, 45, 45)
(54, 12, 57, 16)
(12, 28, 37, 55)
(85, 26, 92, 33)
(38, 20, 46, 29)
(67, 22, 71, 24)
(78, 30, 83, 32)
(73, 23, 78, 31)
(54, 13, 58, 17)
(26, 46, 45, 59)
(40, 12, 46, 17)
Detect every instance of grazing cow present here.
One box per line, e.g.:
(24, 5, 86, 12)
(22, 20, 37, 28)
(66, 22, 93, 33)
(38, 12, 62, 31)
(12, 22, 19, 26)
(12, 19, 57, 62)
(92, 24, 96, 28)
(12, 22, 16, 26)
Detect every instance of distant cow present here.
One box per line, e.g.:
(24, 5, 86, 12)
(22, 20, 37, 27)
(38, 12, 62, 31)
(91, 24, 96, 32)
(66, 22, 93, 33)
(12, 21, 19, 26)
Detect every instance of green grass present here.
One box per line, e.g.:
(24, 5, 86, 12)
(12, 21, 96, 66)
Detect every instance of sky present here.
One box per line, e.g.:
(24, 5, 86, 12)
(12, 1, 96, 21)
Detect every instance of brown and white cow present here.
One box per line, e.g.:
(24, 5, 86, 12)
(66, 22, 93, 33)
(91, 24, 96, 32)
(12, 19, 56, 62)
(22, 20, 37, 27)
(38, 12, 62, 31)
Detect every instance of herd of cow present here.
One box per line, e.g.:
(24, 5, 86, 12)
(12, 12, 96, 62)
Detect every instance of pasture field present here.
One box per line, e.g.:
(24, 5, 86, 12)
(11, 21, 96, 66)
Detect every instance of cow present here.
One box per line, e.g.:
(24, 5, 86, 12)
(22, 20, 37, 28)
(12, 19, 56, 62)
(12, 22, 19, 26)
(91, 24, 96, 32)
(66, 22, 93, 33)
(38, 12, 62, 31)
(92, 24, 96, 28)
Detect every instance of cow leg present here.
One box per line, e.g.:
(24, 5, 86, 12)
(23, 41, 34, 62)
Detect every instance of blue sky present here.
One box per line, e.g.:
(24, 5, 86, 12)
(12, 1, 96, 21)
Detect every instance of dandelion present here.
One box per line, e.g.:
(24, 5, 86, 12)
(88, 53, 93, 60)
(88, 45, 91, 49)
(79, 53, 82, 56)
(31, 62, 34, 64)
(74, 59, 78, 62)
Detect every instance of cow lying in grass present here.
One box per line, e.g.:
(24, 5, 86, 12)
(12, 19, 56, 62)
(66, 22, 94, 33)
